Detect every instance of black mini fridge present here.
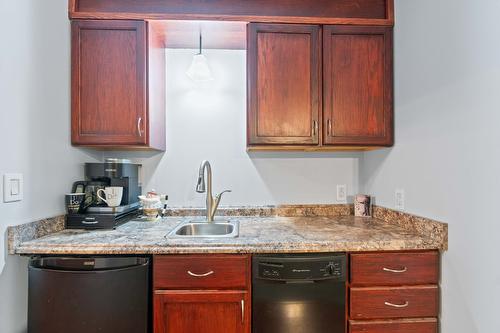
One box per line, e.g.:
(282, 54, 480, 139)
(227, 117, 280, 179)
(28, 257, 149, 333)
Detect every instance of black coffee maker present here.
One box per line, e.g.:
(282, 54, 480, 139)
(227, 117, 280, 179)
(67, 158, 142, 229)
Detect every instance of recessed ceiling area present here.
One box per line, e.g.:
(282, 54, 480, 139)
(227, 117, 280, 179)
(149, 20, 247, 50)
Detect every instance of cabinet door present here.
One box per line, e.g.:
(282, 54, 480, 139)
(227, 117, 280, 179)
(154, 290, 250, 333)
(323, 26, 393, 146)
(71, 20, 147, 146)
(248, 23, 321, 145)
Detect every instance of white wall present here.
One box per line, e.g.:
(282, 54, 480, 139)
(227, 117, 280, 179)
(361, 0, 500, 331)
(0, 1, 100, 332)
(112, 49, 361, 207)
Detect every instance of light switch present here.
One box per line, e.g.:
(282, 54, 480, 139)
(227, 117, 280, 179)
(10, 179, 20, 195)
(3, 173, 23, 203)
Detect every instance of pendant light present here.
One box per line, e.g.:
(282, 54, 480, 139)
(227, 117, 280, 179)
(186, 32, 214, 82)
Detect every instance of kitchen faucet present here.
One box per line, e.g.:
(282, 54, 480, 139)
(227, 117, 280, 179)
(196, 160, 231, 222)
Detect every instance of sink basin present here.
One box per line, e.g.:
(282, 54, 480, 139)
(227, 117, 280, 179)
(167, 220, 239, 238)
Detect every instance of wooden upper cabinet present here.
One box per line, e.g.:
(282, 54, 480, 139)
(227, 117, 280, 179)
(323, 25, 393, 146)
(71, 20, 165, 150)
(247, 23, 321, 146)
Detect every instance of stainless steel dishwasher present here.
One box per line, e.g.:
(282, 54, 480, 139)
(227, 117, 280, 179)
(252, 253, 346, 333)
(28, 256, 150, 333)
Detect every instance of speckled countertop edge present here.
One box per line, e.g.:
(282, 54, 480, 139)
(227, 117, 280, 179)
(8, 204, 448, 255)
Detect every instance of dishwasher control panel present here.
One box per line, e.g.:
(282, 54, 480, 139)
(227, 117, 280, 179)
(255, 253, 346, 281)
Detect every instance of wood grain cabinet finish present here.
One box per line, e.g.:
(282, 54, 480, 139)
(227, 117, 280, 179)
(350, 252, 439, 286)
(348, 251, 440, 332)
(323, 25, 393, 146)
(154, 290, 250, 333)
(153, 255, 249, 290)
(247, 23, 393, 150)
(153, 255, 251, 333)
(247, 23, 321, 146)
(70, 0, 393, 25)
(349, 318, 438, 333)
(350, 285, 439, 320)
(71, 20, 165, 150)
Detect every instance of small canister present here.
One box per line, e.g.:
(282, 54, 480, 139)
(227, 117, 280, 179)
(354, 194, 371, 217)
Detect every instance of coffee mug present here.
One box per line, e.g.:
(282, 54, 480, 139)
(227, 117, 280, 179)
(97, 187, 123, 207)
(354, 194, 371, 217)
(65, 193, 86, 214)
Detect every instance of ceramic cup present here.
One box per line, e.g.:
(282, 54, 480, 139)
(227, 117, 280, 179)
(97, 187, 123, 207)
(354, 194, 371, 217)
(65, 193, 86, 214)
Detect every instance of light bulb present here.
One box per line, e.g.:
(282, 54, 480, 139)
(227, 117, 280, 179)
(186, 54, 214, 82)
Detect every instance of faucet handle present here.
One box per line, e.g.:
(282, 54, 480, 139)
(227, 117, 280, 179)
(216, 189, 232, 199)
(215, 190, 232, 204)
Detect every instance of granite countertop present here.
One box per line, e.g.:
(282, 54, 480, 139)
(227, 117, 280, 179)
(12, 212, 447, 255)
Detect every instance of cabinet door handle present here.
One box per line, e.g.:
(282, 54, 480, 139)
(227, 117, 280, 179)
(187, 270, 214, 277)
(241, 300, 244, 324)
(383, 266, 408, 273)
(327, 119, 332, 136)
(312, 120, 318, 136)
(137, 117, 143, 137)
(384, 301, 409, 308)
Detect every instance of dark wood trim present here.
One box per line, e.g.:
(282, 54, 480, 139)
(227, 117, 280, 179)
(68, 0, 77, 15)
(70, 0, 394, 26)
(247, 145, 385, 152)
(71, 13, 395, 26)
(386, 0, 395, 25)
(148, 20, 247, 50)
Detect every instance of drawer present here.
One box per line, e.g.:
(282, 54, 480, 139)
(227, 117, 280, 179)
(350, 252, 439, 286)
(350, 285, 439, 319)
(153, 255, 250, 290)
(349, 318, 438, 333)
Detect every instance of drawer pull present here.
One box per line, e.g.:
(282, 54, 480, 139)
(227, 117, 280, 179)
(383, 266, 408, 273)
(187, 270, 214, 277)
(384, 301, 409, 308)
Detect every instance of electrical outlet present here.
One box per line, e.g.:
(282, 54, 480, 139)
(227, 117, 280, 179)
(336, 185, 347, 203)
(395, 189, 405, 211)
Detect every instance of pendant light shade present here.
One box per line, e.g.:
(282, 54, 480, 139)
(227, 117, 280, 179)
(186, 33, 214, 82)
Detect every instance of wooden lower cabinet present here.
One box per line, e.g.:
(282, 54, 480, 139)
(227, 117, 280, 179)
(349, 318, 438, 333)
(348, 251, 440, 333)
(153, 251, 440, 333)
(153, 255, 251, 333)
(154, 290, 250, 333)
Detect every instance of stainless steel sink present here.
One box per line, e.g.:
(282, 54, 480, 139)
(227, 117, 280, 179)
(167, 220, 239, 238)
